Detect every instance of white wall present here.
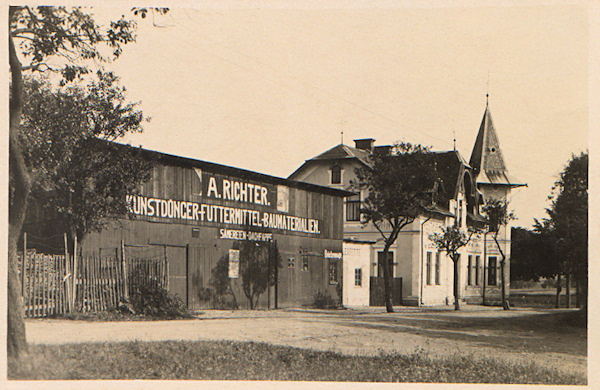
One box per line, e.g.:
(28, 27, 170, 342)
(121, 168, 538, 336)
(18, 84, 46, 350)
(342, 242, 371, 307)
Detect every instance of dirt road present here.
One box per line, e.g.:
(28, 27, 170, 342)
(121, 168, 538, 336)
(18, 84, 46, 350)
(25, 306, 586, 377)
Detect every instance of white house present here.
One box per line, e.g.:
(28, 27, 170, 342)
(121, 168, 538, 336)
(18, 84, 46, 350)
(289, 103, 525, 306)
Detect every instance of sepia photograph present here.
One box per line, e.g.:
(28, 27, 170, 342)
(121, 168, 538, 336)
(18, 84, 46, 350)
(5, 1, 590, 387)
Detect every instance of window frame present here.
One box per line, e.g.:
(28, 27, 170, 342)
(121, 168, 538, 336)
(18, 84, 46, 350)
(488, 256, 497, 286)
(302, 254, 309, 272)
(467, 255, 473, 286)
(377, 251, 395, 278)
(435, 252, 441, 285)
(330, 165, 342, 185)
(426, 252, 432, 286)
(345, 193, 361, 222)
(329, 259, 338, 285)
(354, 268, 362, 287)
(475, 255, 480, 286)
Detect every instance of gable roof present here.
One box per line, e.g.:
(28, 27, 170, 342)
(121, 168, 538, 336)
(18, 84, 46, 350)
(469, 105, 526, 187)
(311, 143, 371, 165)
(432, 150, 468, 202)
(288, 143, 371, 180)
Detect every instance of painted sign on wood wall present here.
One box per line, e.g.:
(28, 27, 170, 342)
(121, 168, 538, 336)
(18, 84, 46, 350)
(126, 166, 324, 236)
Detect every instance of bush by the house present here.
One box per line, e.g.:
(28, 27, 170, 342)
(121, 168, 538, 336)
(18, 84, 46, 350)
(312, 290, 338, 309)
(127, 282, 193, 319)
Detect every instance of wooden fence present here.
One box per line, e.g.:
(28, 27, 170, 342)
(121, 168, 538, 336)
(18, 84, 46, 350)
(18, 250, 168, 318)
(369, 277, 402, 306)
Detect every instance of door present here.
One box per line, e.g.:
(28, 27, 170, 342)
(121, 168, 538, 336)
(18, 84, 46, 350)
(166, 246, 187, 306)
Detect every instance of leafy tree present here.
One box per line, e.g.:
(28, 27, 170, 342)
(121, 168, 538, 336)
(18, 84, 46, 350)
(429, 225, 479, 310)
(354, 142, 439, 312)
(239, 240, 282, 309)
(545, 152, 588, 312)
(481, 199, 515, 310)
(511, 226, 557, 282)
(8, 5, 164, 358)
(209, 254, 240, 309)
(20, 74, 152, 251)
(531, 218, 566, 308)
(209, 240, 282, 310)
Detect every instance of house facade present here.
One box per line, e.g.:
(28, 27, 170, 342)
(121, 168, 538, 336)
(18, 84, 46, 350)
(289, 105, 525, 306)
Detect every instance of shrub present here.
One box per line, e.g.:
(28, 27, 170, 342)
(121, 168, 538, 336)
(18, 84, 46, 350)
(312, 290, 338, 309)
(510, 280, 539, 289)
(541, 278, 557, 289)
(128, 282, 193, 319)
(197, 287, 238, 310)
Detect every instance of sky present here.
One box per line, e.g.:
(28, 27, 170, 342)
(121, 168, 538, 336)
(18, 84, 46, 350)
(84, 2, 588, 228)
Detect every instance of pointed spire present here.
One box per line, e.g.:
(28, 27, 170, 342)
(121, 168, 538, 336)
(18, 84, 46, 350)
(469, 103, 526, 187)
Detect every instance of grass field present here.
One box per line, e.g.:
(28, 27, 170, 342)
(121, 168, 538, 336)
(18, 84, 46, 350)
(8, 339, 585, 384)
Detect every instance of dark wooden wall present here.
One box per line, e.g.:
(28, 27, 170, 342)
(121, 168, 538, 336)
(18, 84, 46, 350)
(81, 162, 345, 309)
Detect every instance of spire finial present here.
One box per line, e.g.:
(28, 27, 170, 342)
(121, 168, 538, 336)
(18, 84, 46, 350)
(453, 130, 456, 151)
(486, 72, 490, 107)
(339, 119, 346, 145)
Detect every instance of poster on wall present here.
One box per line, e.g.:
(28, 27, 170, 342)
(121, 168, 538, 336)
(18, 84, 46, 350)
(277, 185, 289, 213)
(228, 249, 240, 278)
(193, 167, 203, 196)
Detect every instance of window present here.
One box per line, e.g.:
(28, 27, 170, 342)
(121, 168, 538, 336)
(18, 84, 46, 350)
(329, 260, 338, 284)
(467, 255, 473, 286)
(457, 199, 463, 227)
(346, 194, 361, 222)
(475, 255, 480, 286)
(426, 252, 432, 286)
(191, 227, 200, 238)
(377, 251, 394, 278)
(354, 268, 362, 286)
(288, 257, 295, 269)
(488, 257, 497, 286)
(331, 165, 342, 184)
(435, 252, 441, 285)
(302, 254, 309, 271)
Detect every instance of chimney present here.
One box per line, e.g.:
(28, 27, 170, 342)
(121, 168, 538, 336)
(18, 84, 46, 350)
(374, 145, 392, 155)
(354, 138, 375, 152)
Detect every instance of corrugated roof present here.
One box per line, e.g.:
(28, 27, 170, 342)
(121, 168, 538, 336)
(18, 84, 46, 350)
(111, 141, 354, 197)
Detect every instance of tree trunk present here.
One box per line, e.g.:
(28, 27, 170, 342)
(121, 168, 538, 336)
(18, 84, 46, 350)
(576, 277, 580, 308)
(381, 243, 394, 313)
(555, 273, 562, 308)
(566, 271, 571, 309)
(453, 256, 460, 310)
(492, 234, 510, 310)
(482, 234, 487, 306)
(8, 32, 30, 358)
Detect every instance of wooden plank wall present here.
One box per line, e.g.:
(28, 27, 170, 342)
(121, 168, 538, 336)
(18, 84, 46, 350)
(81, 162, 345, 309)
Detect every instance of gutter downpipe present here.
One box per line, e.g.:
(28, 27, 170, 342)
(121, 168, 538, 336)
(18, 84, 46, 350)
(420, 216, 432, 306)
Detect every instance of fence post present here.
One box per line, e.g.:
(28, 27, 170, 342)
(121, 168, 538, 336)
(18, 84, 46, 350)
(121, 240, 129, 300)
(64, 233, 72, 313)
(72, 235, 78, 311)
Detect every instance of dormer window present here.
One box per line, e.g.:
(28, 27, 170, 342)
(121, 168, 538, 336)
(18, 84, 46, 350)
(331, 165, 342, 184)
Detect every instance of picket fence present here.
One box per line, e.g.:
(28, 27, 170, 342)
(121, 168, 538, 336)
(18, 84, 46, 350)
(18, 251, 168, 318)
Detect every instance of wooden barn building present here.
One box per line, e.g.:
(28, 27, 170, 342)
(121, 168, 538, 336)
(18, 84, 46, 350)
(31, 146, 351, 310)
